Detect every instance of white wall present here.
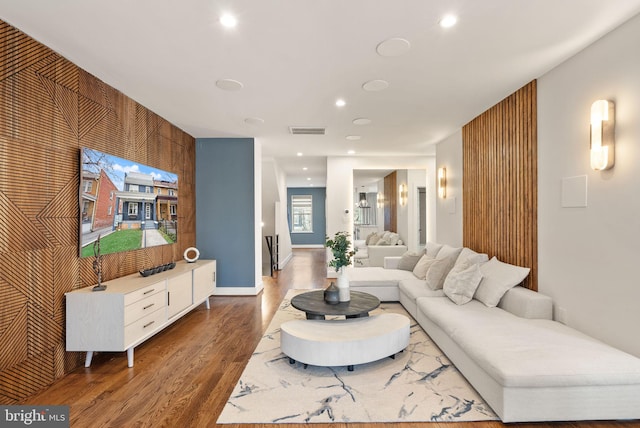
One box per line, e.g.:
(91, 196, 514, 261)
(538, 13, 640, 357)
(253, 142, 263, 292)
(435, 130, 463, 247)
(261, 158, 293, 275)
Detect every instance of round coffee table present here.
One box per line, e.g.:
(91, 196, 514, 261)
(290, 290, 380, 320)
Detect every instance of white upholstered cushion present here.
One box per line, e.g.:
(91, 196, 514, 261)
(412, 256, 439, 280)
(475, 256, 530, 307)
(416, 296, 640, 388)
(425, 245, 463, 290)
(397, 251, 424, 271)
(443, 263, 483, 305)
(425, 241, 443, 258)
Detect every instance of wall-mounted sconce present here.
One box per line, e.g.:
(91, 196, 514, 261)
(438, 167, 447, 198)
(376, 192, 384, 208)
(590, 99, 615, 170)
(398, 184, 408, 206)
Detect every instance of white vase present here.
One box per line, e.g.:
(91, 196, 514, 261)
(337, 268, 350, 302)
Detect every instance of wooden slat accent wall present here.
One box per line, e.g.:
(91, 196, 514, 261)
(383, 171, 397, 232)
(0, 20, 196, 403)
(462, 81, 538, 290)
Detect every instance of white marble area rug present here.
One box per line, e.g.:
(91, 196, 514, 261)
(217, 290, 498, 424)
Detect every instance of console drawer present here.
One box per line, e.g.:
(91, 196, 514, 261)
(124, 291, 167, 326)
(124, 308, 165, 347)
(124, 281, 164, 306)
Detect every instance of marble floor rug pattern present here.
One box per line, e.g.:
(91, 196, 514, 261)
(217, 289, 498, 424)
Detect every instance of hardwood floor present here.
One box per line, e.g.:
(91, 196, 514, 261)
(25, 249, 637, 428)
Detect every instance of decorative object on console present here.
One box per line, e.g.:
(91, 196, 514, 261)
(438, 167, 447, 198)
(183, 246, 200, 262)
(323, 282, 340, 304)
(139, 262, 176, 277)
(590, 99, 615, 170)
(325, 231, 356, 302)
(92, 234, 106, 291)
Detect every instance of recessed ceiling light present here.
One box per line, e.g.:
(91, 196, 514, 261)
(216, 79, 243, 91)
(297, 152, 303, 157)
(303, 167, 308, 170)
(244, 117, 264, 125)
(376, 38, 411, 57)
(347, 150, 356, 155)
(362, 80, 389, 92)
(220, 13, 238, 28)
(336, 99, 346, 107)
(307, 177, 311, 181)
(346, 135, 361, 141)
(439, 14, 458, 28)
(353, 118, 372, 125)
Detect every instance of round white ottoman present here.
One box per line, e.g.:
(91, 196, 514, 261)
(280, 313, 410, 371)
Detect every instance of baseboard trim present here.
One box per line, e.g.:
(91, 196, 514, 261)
(291, 244, 325, 248)
(278, 252, 293, 269)
(213, 283, 264, 296)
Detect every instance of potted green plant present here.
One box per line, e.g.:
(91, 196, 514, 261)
(325, 231, 356, 302)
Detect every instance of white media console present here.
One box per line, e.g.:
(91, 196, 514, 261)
(65, 259, 216, 368)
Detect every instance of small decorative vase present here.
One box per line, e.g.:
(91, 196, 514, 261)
(336, 268, 350, 302)
(324, 282, 340, 305)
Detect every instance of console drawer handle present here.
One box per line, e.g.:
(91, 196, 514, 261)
(143, 303, 154, 310)
(143, 321, 155, 329)
(143, 289, 155, 295)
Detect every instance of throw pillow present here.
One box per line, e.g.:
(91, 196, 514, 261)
(397, 251, 424, 271)
(425, 241, 443, 258)
(475, 257, 531, 307)
(376, 238, 390, 246)
(425, 258, 454, 290)
(365, 232, 377, 245)
(368, 234, 380, 245)
(412, 255, 440, 280)
(425, 245, 463, 290)
(455, 247, 489, 267)
(444, 263, 483, 305)
(387, 233, 400, 246)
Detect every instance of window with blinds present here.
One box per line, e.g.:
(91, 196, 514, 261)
(291, 195, 313, 233)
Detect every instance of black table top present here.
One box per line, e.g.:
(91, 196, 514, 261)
(290, 290, 380, 318)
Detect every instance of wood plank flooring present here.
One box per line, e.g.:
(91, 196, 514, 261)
(23, 249, 638, 428)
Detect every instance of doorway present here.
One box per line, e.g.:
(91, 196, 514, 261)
(418, 187, 426, 246)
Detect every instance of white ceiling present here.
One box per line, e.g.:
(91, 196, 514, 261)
(2, 1, 639, 188)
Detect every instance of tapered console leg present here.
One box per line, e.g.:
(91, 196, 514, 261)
(84, 351, 93, 368)
(127, 348, 134, 367)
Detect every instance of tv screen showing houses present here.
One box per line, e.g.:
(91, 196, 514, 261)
(80, 148, 178, 257)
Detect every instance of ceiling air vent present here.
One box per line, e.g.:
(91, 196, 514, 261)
(289, 126, 326, 135)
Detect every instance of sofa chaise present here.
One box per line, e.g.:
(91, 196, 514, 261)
(344, 243, 640, 422)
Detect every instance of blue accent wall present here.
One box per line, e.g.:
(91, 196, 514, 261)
(196, 138, 255, 287)
(287, 187, 326, 245)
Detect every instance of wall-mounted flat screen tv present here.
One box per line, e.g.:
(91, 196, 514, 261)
(79, 148, 178, 257)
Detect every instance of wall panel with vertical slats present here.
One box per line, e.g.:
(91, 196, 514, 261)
(0, 19, 196, 403)
(383, 171, 397, 232)
(462, 81, 537, 291)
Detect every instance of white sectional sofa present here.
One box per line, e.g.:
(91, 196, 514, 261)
(344, 243, 640, 422)
(353, 230, 407, 267)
